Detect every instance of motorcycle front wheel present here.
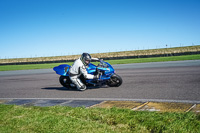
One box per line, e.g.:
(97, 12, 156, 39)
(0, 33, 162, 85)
(59, 76, 71, 88)
(107, 74, 123, 87)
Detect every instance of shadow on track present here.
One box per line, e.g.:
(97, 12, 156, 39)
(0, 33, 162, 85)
(41, 87, 77, 91)
(41, 85, 108, 91)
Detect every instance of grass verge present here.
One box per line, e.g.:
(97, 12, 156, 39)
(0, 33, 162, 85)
(107, 54, 200, 64)
(0, 104, 200, 133)
(0, 54, 200, 71)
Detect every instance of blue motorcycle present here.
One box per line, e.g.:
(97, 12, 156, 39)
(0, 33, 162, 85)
(53, 59, 122, 90)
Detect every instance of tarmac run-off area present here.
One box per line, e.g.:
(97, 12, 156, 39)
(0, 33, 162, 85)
(0, 60, 200, 113)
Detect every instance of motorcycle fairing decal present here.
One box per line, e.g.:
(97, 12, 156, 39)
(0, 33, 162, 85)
(53, 64, 71, 76)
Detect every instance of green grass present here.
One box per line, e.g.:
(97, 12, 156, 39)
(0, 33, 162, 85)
(0, 62, 73, 71)
(107, 54, 200, 64)
(0, 104, 200, 133)
(0, 54, 200, 71)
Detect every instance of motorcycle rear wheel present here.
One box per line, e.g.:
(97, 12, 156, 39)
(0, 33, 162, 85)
(107, 74, 122, 87)
(59, 76, 71, 88)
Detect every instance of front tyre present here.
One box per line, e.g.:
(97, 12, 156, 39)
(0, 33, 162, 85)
(107, 74, 123, 87)
(59, 76, 71, 88)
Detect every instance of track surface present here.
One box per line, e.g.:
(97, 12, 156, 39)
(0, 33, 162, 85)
(0, 60, 200, 103)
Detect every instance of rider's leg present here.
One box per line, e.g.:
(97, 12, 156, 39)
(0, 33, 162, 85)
(70, 76, 86, 91)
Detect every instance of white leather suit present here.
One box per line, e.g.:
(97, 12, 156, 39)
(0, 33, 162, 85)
(69, 58, 94, 90)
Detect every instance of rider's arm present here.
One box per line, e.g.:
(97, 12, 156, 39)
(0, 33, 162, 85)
(91, 58, 99, 61)
(80, 66, 100, 79)
(80, 66, 94, 79)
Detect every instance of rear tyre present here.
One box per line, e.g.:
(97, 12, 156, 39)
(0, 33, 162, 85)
(107, 74, 123, 87)
(59, 76, 71, 88)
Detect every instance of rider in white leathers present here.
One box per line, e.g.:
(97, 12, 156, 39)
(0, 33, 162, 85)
(69, 53, 99, 91)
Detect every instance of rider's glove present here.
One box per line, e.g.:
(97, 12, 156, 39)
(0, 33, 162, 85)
(94, 74, 100, 79)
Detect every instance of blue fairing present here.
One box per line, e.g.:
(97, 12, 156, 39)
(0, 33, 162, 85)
(87, 63, 96, 74)
(53, 64, 70, 76)
(86, 61, 115, 83)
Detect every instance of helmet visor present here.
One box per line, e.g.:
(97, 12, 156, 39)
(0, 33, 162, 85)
(85, 60, 90, 65)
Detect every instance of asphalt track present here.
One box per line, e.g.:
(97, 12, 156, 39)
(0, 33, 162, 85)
(0, 60, 200, 104)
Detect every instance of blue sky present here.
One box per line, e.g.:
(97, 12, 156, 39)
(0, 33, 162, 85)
(0, 0, 200, 59)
